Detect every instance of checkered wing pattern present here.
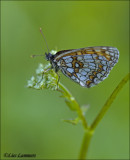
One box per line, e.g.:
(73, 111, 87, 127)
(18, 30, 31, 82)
(54, 46, 119, 88)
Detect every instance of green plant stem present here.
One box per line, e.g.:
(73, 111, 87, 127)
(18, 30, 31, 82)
(79, 130, 93, 159)
(59, 83, 88, 130)
(90, 73, 129, 131)
(79, 73, 129, 159)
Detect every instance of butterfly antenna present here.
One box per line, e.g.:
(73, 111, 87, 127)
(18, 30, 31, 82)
(31, 54, 44, 58)
(40, 28, 50, 53)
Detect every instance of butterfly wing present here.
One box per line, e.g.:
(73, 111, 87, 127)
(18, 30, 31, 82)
(55, 49, 73, 56)
(54, 46, 119, 88)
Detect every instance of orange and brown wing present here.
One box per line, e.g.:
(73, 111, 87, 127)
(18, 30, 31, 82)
(54, 46, 119, 88)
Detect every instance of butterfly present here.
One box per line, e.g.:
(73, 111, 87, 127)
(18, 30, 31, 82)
(45, 46, 119, 88)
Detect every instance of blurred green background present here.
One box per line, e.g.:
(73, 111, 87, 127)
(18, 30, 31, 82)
(1, 1, 129, 159)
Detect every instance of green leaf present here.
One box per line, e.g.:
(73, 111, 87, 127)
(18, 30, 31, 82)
(63, 117, 80, 125)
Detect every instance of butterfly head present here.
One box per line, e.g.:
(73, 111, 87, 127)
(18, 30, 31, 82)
(45, 52, 54, 61)
(45, 52, 59, 72)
